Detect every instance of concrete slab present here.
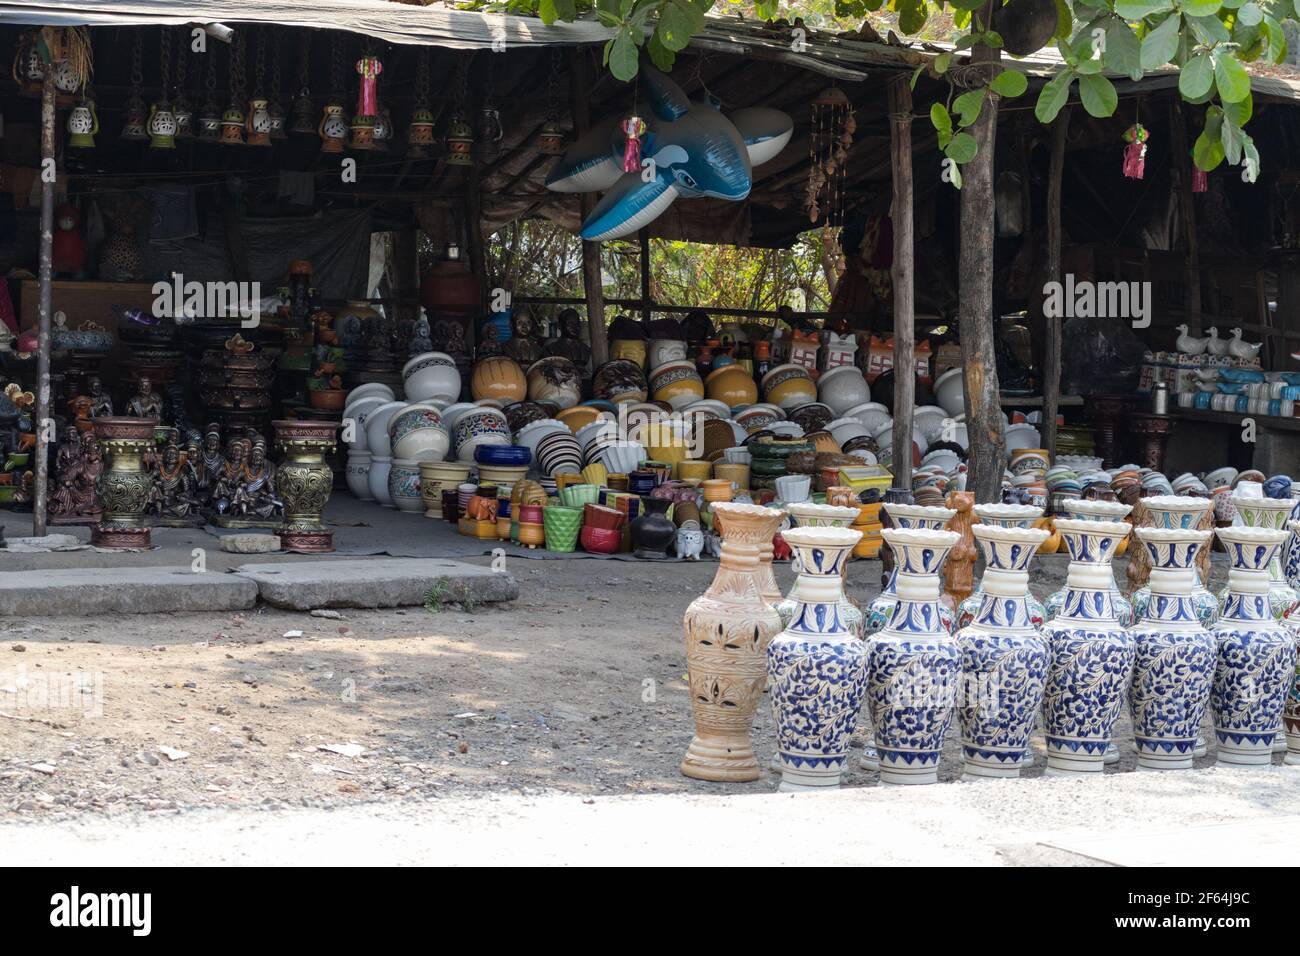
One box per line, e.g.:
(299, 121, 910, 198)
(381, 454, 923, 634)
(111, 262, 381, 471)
(0, 567, 258, 616)
(1043, 815, 1300, 866)
(233, 558, 519, 611)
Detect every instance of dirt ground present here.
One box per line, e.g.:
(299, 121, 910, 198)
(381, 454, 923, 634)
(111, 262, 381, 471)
(0, 551, 1252, 821)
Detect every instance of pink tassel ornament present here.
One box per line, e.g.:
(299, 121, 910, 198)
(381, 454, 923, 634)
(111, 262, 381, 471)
(1192, 168, 1207, 193)
(621, 115, 646, 174)
(1122, 123, 1148, 180)
(355, 57, 383, 117)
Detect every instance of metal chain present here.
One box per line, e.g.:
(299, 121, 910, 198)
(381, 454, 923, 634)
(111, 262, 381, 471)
(330, 32, 344, 98)
(414, 47, 429, 105)
(271, 27, 282, 98)
(205, 36, 217, 96)
(130, 32, 143, 91)
(455, 53, 470, 113)
(254, 28, 266, 97)
(297, 31, 311, 95)
(158, 26, 171, 102)
(547, 47, 561, 119)
(174, 27, 187, 88)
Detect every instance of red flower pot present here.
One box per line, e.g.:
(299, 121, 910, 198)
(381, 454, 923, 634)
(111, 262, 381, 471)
(584, 503, 626, 531)
(581, 525, 623, 554)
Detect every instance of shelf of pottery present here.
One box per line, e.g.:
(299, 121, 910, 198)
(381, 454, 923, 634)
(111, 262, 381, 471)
(680, 491, 1300, 789)
(1141, 326, 1299, 417)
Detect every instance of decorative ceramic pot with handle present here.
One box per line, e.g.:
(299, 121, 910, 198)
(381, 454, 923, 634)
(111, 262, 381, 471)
(1129, 496, 1219, 627)
(767, 526, 869, 791)
(956, 503, 1047, 629)
(955, 523, 1051, 779)
(1128, 527, 1216, 770)
(864, 502, 957, 636)
(1040, 519, 1135, 776)
(1211, 526, 1297, 767)
(681, 503, 785, 781)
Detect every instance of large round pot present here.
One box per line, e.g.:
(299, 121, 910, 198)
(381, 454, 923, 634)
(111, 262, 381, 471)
(272, 419, 340, 552)
(515, 418, 569, 457)
(368, 456, 393, 507)
(91, 417, 156, 548)
(402, 351, 460, 408)
(471, 355, 527, 404)
(761, 364, 816, 411)
(647, 338, 687, 369)
(733, 403, 785, 433)
(704, 365, 758, 409)
(535, 430, 582, 477)
(556, 405, 604, 434)
(593, 359, 648, 403)
(452, 407, 511, 463)
(346, 450, 373, 500)
(387, 458, 425, 513)
(817, 365, 872, 416)
(933, 367, 965, 418)
(788, 402, 834, 434)
(527, 356, 583, 410)
(649, 360, 705, 410)
(346, 382, 395, 407)
(388, 403, 449, 462)
(363, 400, 406, 458)
(342, 395, 388, 450)
(631, 497, 677, 559)
(419, 460, 471, 518)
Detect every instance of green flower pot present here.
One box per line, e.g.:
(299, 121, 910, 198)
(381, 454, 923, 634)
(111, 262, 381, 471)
(543, 505, 583, 552)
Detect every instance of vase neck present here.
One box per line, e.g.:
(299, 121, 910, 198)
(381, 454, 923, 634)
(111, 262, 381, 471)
(788, 551, 854, 636)
(1221, 567, 1273, 621)
(1061, 560, 1118, 621)
(973, 593, 1033, 629)
(981, 566, 1028, 598)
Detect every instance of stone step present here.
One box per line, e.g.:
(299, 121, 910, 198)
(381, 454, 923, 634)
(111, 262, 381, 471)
(232, 558, 519, 611)
(0, 567, 258, 616)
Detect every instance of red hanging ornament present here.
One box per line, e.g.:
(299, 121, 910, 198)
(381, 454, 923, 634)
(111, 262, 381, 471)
(1192, 167, 1208, 192)
(1122, 123, 1148, 179)
(621, 115, 646, 174)
(355, 56, 382, 117)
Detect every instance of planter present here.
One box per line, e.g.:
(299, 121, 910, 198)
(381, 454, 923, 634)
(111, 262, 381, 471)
(527, 356, 583, 410)
(402, 351, 460, 407)
(648, 360, 704, 410)
(90, 417, 156, 549)
(452, 407, 511, 463)
(542, 505, 582, 552)
(817, 365, 871, 417)
(476, 463, 528, 488)
(346, 450, 373, 500)
(704, 365, 758, 409)
(387, 458, 425, 514)
(631, 497, 675, 559)
(419, 460, 471, 518)
(368, 457, 393, 507)
(580, 525, 622, 554)
(760, 364, 816, 411)
(388, 403, 449, 462)
(681, 503, 786, 781)
(768, 526, 869, 791)
(470, 355, 527, 404)
(273, 420, 340, 552)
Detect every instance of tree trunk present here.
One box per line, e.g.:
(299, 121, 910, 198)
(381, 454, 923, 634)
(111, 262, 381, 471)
(887, 74, 915, 495)
(32, 65, 56, 537)
(958, 4, 1005, 503)
(1042, 106, 1071, 459)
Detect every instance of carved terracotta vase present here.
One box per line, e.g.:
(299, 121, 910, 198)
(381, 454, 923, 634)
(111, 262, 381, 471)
(1129, 496, 1219, 627)
(956, 503, 1048, 629)
(767, 526, 868, 791)
(1041, 519, 1135, 776)
(1211, 526, 1297, 767)
(868, 527, 962, 785)
(1128, 527, 1216, 770)
(1043, 498, 1134, 626)
(272, 420, 340, 553)
(91, 417, 156, 549)
(955, 523, 1051, 779)
(681, 502, 786, 782)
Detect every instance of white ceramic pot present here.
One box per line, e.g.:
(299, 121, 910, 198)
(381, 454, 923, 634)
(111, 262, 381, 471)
(368, 456, 393, 507)
(600, 441, 644, 475)
(933, 367, 965, 418)
(914, 405, 951, 447)
(402, 351, 461, 408)
(526, 356, 583, 410)
(388, 403, 450, 462)
(827, 416, 870, 448)
(346, 450, 373, 500)
(363, 401, 406, 458)
(516, 418, 569, 456)
(647, 338, 687, 370)
(453, 407, 511, 463)
(843, 401, 891, 434)
(1004, 422, 1041, 455)
(342, 395, 388, 451)
(387, 458, 426, 513)
(817, 365, 872, 416)
(774, 474, 812, 504)
(346, 382, 395, 407)
(440, 402, 476, 431)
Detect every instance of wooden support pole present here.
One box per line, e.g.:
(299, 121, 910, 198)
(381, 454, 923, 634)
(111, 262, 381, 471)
(1042, 106, 1071, 460)
(32, 66, 56, 538)
(958, 3, 1005, 503)
(571, 49, 608, 368)
(463, 164, 488, 313)
(639, 228, 652, 325)
(887, 74, 915, 496)
(1167, 97, 1202, 334)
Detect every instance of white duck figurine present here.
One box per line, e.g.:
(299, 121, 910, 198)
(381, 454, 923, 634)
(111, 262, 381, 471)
(1175, 323, 1208, 355)
(1227, 327, 1263, 360)
(1204, 326, 1231, 356)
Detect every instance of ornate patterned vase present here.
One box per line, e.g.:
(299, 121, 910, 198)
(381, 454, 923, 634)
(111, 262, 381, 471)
(864, 502, 957, 635)
(272, 420, 339, 553)
(681, 503, 786, 782)
(777, 502, 863, 630)
(91, 417, 156, 549)
(1282, 497, 1300, 592)
(767, 526, 869, 791)
(1043, 498, 1134, 626)
(1041, 519, 1136, 777)
(867, 527, 962, 785)
(1211, 526, 1298, 767)
(956, 503, 1047, 629)
(1128, 527, 1216, 770)
(1227, 495, 1300, 619)
(955, 524, 1051, 779)
(1129, 496, 1219, 627)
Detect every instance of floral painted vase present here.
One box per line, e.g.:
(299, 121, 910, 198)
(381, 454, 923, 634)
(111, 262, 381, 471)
(1043, 498, 1134, 627)
(1041, 519, 1136, 776)
(1128, 527, 1216, 770)
(1282, 496, 1300, 592)
(955, 503, 1047, 630)
(1129, 496, 1219, 627)
(867, 527, 963, 785)
(776, 502, 863, 631)
(864, 502, 956, 636)
(767, 526, 869, 791)
(1211, 526, 1298, 767)
(1226, 495, 1300, 620)
(682, 503, 786, 782)
(955, 524, 1051, 779)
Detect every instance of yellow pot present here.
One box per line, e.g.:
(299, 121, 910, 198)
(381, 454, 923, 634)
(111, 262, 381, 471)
(648, 360, 705, 410)
(806, 430, 842, 455)
(557, 405, 603, 434)
(704, 364, 758, 409)
(1036, 517, 1062, 554)
(700, 478, 734, 503)
(581, 461, 608, 487)
(471, 355, 527, 404)
(761, 363, 817, 411)
(645, 420, 691, 468)
(610, 339, 647, 368)
(676, 459, 712, 482)
(712, 462, 749, 489)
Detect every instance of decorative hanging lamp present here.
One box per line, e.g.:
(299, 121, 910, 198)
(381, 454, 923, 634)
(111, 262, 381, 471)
(147, 27, 176, 149)
(406, 48, 435, 159)
(290, 32, 316, 135)
(120, 33, 149, 142)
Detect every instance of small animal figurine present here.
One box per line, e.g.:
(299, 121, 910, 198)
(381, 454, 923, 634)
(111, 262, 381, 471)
(1227, 327, 1263, 361)
(1204, 326, 1230, 357)
(676, 526, 704, 561)
(703, 530, 722, 559)
(1174, 323, 1207, 355)
(942, 490, 977, 610)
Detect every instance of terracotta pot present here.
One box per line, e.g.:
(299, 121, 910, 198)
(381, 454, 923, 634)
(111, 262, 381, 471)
(309, 388, 347, 411)
(273, 420, 340, 552)
(584, 503, 625, 531)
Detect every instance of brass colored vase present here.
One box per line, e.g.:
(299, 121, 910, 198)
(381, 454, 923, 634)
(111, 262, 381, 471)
(91, 417, 157, 549)
(273, 420, 339, 553)
(681, 502, 785, 781)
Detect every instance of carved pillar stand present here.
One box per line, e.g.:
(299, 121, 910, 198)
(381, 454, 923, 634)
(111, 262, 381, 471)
(1127, 413, 1175, 473)
(90, 417, 156, 549)
(273, 420, 340, 553)
(1090, 396, 1132, 469)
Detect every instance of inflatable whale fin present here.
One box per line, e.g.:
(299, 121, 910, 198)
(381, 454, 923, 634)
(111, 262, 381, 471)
(729, 107, 795, 167)
(580, 171, 680, 242)
(642, 64, 693, 122)
(545, 113, 625, 193)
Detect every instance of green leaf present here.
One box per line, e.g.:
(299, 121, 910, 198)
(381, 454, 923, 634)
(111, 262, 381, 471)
(1035, 69, 1075, 123)
(647, 27, 676, 71)
(989, 69, 1029, 97)
(1194, 129, 1226, 170)
(1262, 14, 1287, 63)
(1221, 116, 1244, 164)
(1104, 20, 1144, 80)
(931, 102, 953, 148)
(1186, 13, 1230, 43)
(1141, 12, 1182, 68)
(1177, 0, 1223, 13)
(1078, 72, 1118, 116)
(909, 63, 925, 89)
(1214, 51, 1252, 101)
(898, 0, 928, 34)
(538, 0, 558, 25)
(1179, 51, 1214, 97)
(1238, 0, 1264, 22)
(1241, 136, 1260, 180)
(552, 0, 577, 19)
(609, 28, 640, 81)
(946, 131, 978, 163)
(948, 0, 988, 9)
(1054, 0, 1074, 38)
(953, 89, 986, 127)
(945, 156, 964, 189)
(658, 2, 694, 51)
(934, 52, 952, 74)
(1115, 0, 1175, 15)
(1223, 91, 1253, 126)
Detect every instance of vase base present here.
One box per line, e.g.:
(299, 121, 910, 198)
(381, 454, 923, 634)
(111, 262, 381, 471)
(879, 770, 938, 786)
(777, 776, 842, 793)
(1215, 747, 1273, 767)
(1285, 750, 1300, 766)
(91, 524, 151, 549)
(681, 739, 760, 783)
(1044, 757, 1105, 777)
(776, 760, 845, 791)
(962, 761, 1023, 780)
(1136, 756, 1194, 771)
(1193, 736, 1207, 758)
(279, 529, 334, 553)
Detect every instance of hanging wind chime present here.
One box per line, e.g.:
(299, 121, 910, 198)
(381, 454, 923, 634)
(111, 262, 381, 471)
(172, 28, 193, 140)
(267, 28, 287, 140)
(445, 56, 475, 166)
(220, 32, 247, 146)
(197, 41, 221, 143)
(319, 33, 348, 154)
(537, 48, 566, 155)
(1122, 118, 1147, 179)
(147, 27, 177, 149)
(806, 86, 853, 225)
(290, 31, 315, 135)
(407, 47, 435, 158)
(351, 42, 383, 151)
(120, 33, 149, 142)
(245, 29, 272, 147)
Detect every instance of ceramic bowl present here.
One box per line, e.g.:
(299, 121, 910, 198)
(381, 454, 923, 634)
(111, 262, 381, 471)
(503, 400, 549, 435)
(761, 364, 816, 411)
(440, 402, 478, 431)
(600, 441, 644, 475)
(453, 407, 511, 463)
(388, 403, 450, 462)
(387, 458, 426, 513)
(401, 352, 459, 408)
(527, 356, 583, 410)
(575, 418, 619, 452)
(470, 355, 527, 404)
(827, 417, 870, 448)
(363, 400, 407, 458)
(817, 365, 872, 416)
(933, 367, 965, 418)
(475, 444, 532, 467)
(346, 382, 396, 407)
(516, 418, 569, 456)
(766, 421, 806, 439)
(648, 360, 705, 410)
(921, 448, 961, 474)
(733, 403, 785, 433)
(647, 338, 688, 369)
(1204, 466, 1238, 490)
(535, 431, 583, 477)
(675, 459, 712, 482)
(704, 364, 758, 409)
(722, 446, 752, 465)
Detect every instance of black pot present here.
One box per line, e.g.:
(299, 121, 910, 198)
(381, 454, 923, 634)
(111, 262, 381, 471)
(631, 497, 675, 559)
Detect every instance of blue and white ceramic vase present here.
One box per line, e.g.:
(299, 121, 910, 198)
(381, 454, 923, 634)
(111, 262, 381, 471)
(1041, 519, 1136, 777)
(1128, 527, 1216, 771)
(776, 502, 864, 631)
(955, 503, 1047, 630)
(1228, 495, 1300, 620)
(1284, 520, 1300, 764)
(1211, 526, 1298, 767)
(767, 526, 869, 792)
(867, 526, 962, 785)
(864, 502, 956, 636)
(1043, 498, 1135, 626)
(1129, 496, 1219, 627)
(955, 523, 1051, 779)
(1282, 495, 1300, 592)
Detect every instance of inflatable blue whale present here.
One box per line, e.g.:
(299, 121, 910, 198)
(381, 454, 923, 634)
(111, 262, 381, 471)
(545, 64, 794, 241)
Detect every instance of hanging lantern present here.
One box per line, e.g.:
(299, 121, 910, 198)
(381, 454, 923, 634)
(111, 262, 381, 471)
(246, 97, 272, 147)
(267, 98, 286, 140)
(147, 101, 177, 149)
(373, 105, 393, 152)
(290, 32, 315, 135)
(67, 94, 99, 149)
(172, 29, 193, 140)
(267, 28, 287, 140)
(479, 103, 503, 159)
(407, 49, 434, 159)
(197, 33, 221, 144)
(807, 86, 854, 225)
(1122, 123, 1148, 180)
(121, 93, 149, 142)
(221, 106, 246, 146)
(538, 120, 566, 156)
(350, 113, 376, 151)
(445, 116, 475, 166)
(319, 102, 347, 153)
(621, 115, 646, 173)
(222, 32, 247, 145)
(538, 48, 566, 156)
(13, 32, 44, 94)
